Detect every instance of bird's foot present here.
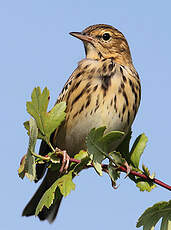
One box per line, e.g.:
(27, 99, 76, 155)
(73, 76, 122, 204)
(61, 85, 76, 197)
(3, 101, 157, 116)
(124, 161, 131, 178)
(55, 147, 70, 173)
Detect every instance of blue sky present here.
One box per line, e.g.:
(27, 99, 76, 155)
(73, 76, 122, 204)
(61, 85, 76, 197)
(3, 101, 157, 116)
(1, 1, 171, 229)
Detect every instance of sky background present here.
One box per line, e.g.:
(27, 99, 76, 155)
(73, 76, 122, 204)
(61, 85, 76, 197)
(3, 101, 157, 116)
(1, 1, 171, 230)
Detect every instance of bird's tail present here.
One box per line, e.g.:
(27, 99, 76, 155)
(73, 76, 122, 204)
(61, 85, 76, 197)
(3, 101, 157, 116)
(22, 170, 63, 223)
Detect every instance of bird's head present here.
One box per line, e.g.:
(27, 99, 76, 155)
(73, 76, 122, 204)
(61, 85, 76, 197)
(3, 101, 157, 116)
(70, 24, 133, 67)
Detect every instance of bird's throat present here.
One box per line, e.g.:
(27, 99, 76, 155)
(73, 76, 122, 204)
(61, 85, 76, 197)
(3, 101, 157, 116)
(84, 42, 102, 60)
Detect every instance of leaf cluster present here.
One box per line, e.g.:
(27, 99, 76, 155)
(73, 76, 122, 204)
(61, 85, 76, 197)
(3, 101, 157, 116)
(137, 201, 171, 229)
(18, 87, 171, 229)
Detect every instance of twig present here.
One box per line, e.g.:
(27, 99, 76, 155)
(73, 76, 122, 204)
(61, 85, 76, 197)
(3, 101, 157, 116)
(117, 165, 171, 191)
(68, 157, 171, 191)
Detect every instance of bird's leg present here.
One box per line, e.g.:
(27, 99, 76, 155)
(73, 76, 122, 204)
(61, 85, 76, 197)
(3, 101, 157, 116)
(55, 147, 70, 173)
(60, 150, 70, 173)
(124, 161, 131, 177)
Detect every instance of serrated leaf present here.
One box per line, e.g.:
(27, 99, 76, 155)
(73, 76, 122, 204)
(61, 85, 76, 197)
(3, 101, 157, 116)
(110, 151, 125, 166)
(35, 182, 59, 216)
(142, 164, 155, 179)
(18, 155, 26, 179)
(142, 164, 150, 176)
(74, 150, 89, 161)
(18, 118, 37, 181)
(45, 102, 66, 140)
(136, 179, 156, 192)
(23, 121, 45, 139)
(58, 171, 75, 197)
(86, 127, 106, 175)
(94, 162, 103, 176)
(149, 172, 156, 180)
(73, 150, 91, 174)
(130, 133, 148, 168)
(73, 156, 91, 174)
(86, 127, 124, 176)
(117, 129, 132, 154)
(142, 165, 155, 181)
(161, 214, 171, 230)
(26, 87, 66, 141)
(23, 121, 29, 134)
(26, 87, 49, 136)
(108, 163, 120, 186)
(99, 130, 125, 152)
(35, 171, 75, 216)
(137, 200, 171, 230)
(25, 118, 37, 181)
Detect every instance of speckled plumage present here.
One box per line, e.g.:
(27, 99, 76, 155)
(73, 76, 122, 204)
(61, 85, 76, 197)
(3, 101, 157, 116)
(22, 24, 141, 223)
(54, 57, 140, 155)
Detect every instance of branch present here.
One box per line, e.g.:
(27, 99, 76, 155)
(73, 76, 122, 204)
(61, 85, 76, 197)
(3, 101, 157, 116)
(117, 165, 171, 191)
(69, 157, 171, 191)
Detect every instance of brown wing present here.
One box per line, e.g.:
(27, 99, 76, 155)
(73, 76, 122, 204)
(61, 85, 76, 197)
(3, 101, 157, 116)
(35, 67, 79, 182)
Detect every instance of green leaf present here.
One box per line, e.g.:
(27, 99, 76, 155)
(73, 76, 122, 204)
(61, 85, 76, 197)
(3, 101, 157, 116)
(58, 171, 75, 197)
(161, 214, 171, 230)
(110, 151, 125, 166)
(74, 150, 89, 161)
(135, 165, 156, 192)
(23, 121, 45, 139)
(117, 129, 132, 163)
(142, 164, 151, 176)
(73, 156, 91, 175)
(18, 118, 37, 181)
(18, 154, 26, 179)
(48, 152, 60, 164)
(130, 133, 148, 168)
(142, 164, 155, 179)
(117, 129, 132, 154)
(23, 121, 29, 134)
(99, 130, 125, 153)
(136, 179, 156, 192)
(86, 127, 106, 175)
(72, 150, 91, 174)
(108, 162, 120, 187)
(137, 200, 171, 229)
(35, 171, 75, 216)
(127, 164, 156, 192)
(86, 127, 124, 176)
(35, 183, 59, 216)
(45, 102, 66, 140)
(26, 87, 49, 136)
(93, 161, 103, 176)
(26, 87, 66, 141)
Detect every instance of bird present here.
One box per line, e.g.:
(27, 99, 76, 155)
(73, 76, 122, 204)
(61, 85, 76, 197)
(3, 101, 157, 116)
(22, 24, 141, 223)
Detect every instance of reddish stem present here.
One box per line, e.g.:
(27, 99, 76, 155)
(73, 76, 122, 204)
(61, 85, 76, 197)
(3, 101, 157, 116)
(117, 165, 171, 191)
(69, 157, 171, 191)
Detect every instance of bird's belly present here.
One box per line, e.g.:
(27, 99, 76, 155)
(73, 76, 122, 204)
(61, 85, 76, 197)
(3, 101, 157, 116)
(57, 65, 139, 156)
(65, 100, 130, 155)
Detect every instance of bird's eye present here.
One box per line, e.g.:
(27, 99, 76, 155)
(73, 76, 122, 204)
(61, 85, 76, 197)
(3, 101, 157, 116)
(102, 33, 111, 41)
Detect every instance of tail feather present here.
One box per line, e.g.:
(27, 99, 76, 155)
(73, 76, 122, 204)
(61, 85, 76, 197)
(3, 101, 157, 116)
(35, 140, 52, 182)
(37, 194, 62, 223)
(22, 170, 63, 222)
(23, 137, 63, 222)
(46, 195, 63, 223)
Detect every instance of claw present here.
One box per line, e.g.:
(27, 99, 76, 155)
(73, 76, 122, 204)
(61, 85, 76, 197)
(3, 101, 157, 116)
(54, 148, 70, 173)
(124, 161, 131, 178)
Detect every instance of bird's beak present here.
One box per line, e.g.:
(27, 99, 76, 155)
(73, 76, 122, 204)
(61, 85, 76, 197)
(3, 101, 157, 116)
(69, 32, 93, 43)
